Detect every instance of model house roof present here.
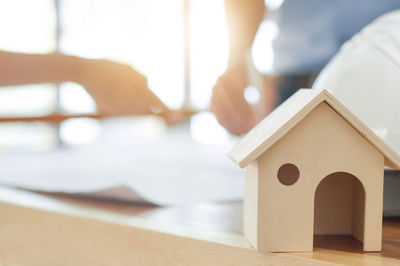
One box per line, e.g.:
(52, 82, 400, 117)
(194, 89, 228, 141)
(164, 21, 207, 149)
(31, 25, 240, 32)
(228, 89, 400, 169)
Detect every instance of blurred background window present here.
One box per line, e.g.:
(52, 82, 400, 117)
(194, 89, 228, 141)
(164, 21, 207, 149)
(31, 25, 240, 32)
(0, 0, 279, 150)
(0, 0, 58, 150)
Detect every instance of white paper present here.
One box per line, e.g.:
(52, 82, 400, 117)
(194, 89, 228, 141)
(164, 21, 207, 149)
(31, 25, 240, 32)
(0, 117, 244, 205)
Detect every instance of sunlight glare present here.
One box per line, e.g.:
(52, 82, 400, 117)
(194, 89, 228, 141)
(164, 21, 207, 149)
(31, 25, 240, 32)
(251, 20, 279, 74)
(189, 0, 229, 109)
(60, 118, 101, 145)
(60, 0, 184, 109)
(190, 112, 232, 146)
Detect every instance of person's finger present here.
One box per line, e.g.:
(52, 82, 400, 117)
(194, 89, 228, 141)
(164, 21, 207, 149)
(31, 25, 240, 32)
(211, 92, 240, 134)
(211, 85, 245, 135)
(144, 88, 170, 114)
(217, 75, 257, 127)
(217, 82, 257, 134)
(117, 75, 167, 115)
(211, 80, 256, 135)
(222, 78, 256, 123)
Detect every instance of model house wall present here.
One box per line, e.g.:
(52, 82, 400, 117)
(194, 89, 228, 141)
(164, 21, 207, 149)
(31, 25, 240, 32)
(244, 102, 383, 252)
(230, 89, 400, 253)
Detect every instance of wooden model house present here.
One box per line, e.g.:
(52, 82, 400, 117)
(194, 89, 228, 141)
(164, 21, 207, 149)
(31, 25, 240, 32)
(229, 89, 400, 252)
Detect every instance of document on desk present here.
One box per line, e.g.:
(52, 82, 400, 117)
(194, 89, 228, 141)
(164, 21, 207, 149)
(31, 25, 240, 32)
(0, 118, 244, 205)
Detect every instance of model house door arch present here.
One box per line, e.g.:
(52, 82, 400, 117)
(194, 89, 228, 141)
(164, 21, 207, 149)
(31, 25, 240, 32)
(314, 172, 365, 247)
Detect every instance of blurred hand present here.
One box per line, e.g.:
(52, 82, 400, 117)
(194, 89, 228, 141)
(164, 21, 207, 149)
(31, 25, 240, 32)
(211, 62, 256, 135)
(210, 61, 278, 136)
(78, 59, 168, 116)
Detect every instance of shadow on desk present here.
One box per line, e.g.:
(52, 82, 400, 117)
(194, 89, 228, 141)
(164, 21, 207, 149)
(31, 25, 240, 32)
(311, 220, 400, 260)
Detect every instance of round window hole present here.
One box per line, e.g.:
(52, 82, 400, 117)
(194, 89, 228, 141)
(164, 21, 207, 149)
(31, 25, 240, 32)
(277, 163, 300, 186)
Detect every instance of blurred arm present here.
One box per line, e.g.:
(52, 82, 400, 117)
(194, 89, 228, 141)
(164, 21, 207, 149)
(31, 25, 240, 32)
(0, 51, 169, 116)
(0, 51, 83, 86)
(210, 0, 267, 135)
(225, 0, 265, 65)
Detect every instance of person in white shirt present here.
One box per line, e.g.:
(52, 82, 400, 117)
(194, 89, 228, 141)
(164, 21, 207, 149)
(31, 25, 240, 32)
(211, 0, 400, 135)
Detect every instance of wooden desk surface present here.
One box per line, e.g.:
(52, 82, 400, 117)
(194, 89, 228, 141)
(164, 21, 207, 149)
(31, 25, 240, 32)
(0, 188, 399, 265)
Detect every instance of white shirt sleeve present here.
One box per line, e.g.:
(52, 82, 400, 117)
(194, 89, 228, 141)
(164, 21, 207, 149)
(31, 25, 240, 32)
(313, 10, 400, 155)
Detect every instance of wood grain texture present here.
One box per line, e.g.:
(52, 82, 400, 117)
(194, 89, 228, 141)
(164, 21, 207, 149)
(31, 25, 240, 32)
(0, 187, 398, 265)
